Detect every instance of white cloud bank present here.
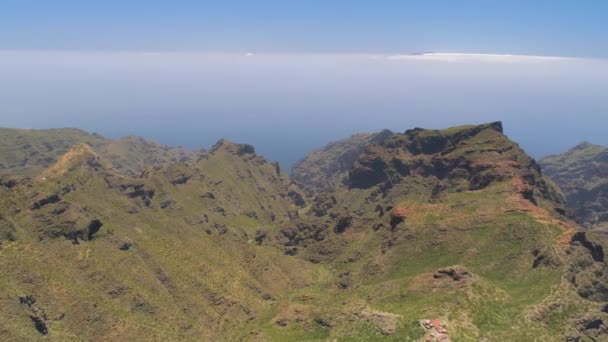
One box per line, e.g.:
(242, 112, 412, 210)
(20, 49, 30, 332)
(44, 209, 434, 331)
(387, 52, 579, 63)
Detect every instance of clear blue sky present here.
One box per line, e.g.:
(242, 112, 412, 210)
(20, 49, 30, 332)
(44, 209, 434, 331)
(1, 1, 607, 57)
(1, 2, 607, 169)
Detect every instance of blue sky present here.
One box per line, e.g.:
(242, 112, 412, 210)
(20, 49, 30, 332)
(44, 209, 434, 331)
(1, 1, 607, 57)
(1, 2, 607, 169)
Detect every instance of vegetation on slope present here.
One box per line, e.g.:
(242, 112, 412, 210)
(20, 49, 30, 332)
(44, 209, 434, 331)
(0, 127, 201, 177)
(274, 122, 607, 341)
(0, 140, 313, 340)
(0, 123, 607, 341)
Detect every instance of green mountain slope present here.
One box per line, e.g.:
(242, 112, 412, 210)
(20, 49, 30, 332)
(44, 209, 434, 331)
(277, 122, 606, 341)
(0, 123, 606, 341)
(0, 128, 107, 176)
(540, 142, 608, 228)
(0, 128, 201, 177)
(0, 140, 314, 341)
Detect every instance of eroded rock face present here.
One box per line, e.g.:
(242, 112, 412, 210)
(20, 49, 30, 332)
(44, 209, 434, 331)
(531, 248, 561, 268)
(389, 205, 407, 230)
(572, 232, 604, 262)
(292, 130, 394, 192)
(119, 183, 155, 207)
(63, 219, 103, 244)
(567, 229, 608, 302)
(29, 196, 104, 244)
(168, 171, 192, 185)
(310, 193, 337, 217)
(87, 219, 103, 240)
(333, 214, 352, 234)
(287, 190, 306, 207)
(31, 194, 61, 210)
(19, 295, 49, 335)
(280, 222, 328, 250)
(254, 230, 267, 245)
(540, 142, 608, 227)
(348, 122, 565, 211)
(565, 316, 608, 341)
(433, 267, 471, 282)
(348, 147, 394, 188)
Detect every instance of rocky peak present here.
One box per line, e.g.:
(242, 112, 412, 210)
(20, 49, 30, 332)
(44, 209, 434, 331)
(572, 141, 595, 151)
(396, 121, 504, 155)
(349, 122, 565, 211)
(371, 129, 394, 142)
(39, 143, 108, 179)
(210, 139, 256, 156)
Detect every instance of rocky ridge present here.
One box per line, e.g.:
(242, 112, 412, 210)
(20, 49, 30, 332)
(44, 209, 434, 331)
(0, 127, 202, 177)
(540, 142, 608, 227)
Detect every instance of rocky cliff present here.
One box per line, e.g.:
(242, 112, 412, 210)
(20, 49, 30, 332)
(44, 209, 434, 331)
(291, 129, 393, 192)
(540, 142, 608, 227)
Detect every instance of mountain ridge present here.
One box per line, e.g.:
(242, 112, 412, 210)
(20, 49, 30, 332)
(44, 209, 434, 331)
(0, 127, 204, 178)
(0, 122, 607, 340)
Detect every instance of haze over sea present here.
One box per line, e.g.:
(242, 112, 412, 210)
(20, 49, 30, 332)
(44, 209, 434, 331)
(1, 1, 607, 169)
(1, 51, 607, 169)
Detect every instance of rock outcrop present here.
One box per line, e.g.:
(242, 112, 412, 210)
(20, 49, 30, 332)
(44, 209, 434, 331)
(349, 122, 565, 211)
(292, 129, 393, 191)
(540, 142, 608, 227)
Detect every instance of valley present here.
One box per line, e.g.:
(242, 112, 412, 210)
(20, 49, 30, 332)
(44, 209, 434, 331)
(0, 123, 607, 341)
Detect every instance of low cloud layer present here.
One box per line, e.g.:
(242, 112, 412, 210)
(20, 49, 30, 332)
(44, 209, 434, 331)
(387, 52, 579, 63)
(0, 50, 607, 168)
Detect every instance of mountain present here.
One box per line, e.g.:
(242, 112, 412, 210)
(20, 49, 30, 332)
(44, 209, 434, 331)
(286, 122, 607, 341)
(0, 138, 311, 341)
(540, 142, 608, 228)
(0, 128, 201, 177)
(0, 123, 607, 341)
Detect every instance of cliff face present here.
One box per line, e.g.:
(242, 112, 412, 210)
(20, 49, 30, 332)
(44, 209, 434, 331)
(540, 142, 608, 227)
(349, 122, 565, 211)
(291, 129, 393, 192)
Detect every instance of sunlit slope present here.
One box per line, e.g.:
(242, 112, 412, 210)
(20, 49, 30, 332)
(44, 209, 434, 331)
(0, 127, 201, 177)
(258, 122, 606, 341)
(0, 123, 607, 341)
(0, 142, 316, 340)
(0, 128, 107, 176)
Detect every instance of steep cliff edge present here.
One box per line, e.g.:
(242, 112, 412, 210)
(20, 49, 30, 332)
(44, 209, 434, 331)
(540, 142, 608, 227)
